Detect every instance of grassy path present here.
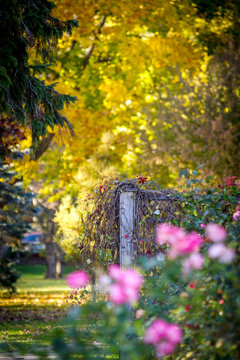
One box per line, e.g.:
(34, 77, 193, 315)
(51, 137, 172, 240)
(0, 265, 75, 347)
(0, 265, 119, 359)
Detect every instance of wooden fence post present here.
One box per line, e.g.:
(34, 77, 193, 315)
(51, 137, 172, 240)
(119, 190, 136, 268)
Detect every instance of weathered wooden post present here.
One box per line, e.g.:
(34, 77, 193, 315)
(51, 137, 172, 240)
(119, 189, 136, 268)
(119, 188, 136, 359)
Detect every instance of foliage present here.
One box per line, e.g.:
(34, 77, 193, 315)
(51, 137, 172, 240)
(46, 179, 240, 359)
(0, 0, 78, 155)
(0, 0, 78, 287)
(0, 163, 35, 245)
(16, 0, 240, 207)
(14, 0, 239, 265)
(0, 160, 37, 291)
(0, 247, 21, 293)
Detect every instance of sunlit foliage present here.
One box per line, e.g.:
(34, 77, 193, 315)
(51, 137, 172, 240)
(13, 0, 240, 255)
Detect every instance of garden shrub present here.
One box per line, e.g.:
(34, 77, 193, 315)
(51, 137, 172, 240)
(46, 176, 240, 359)
(7, 176, 238, 359)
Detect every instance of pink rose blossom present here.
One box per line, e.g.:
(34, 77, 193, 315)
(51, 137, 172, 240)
(200, 223, 205, 228)
(109, 283, 128, 305)
(233, 211, 240, 220)
(107, 265, 143, 305)
(156, 224, 203, 259)
(144, 319, 182, 358)
(168, 232, 203, 260)
(165, 324, 182, 344)
(123, 284, 139, 303)
(218, 248, 235, 264)
(144, 319, 169, 345)
(136, 309, 145, 319)
(208, 244, 235, 264)
(109, 266, 143, 289)
(208, 243, 227, 259)
(155, 341, 176, 358)
(109, 264, 124, 282)
(66, 270, 89, 289)
(156, 224, 185, 246)
(205, 224, 227, 242)
(182, 252, 204, 275)
(121, 268, 143, 289)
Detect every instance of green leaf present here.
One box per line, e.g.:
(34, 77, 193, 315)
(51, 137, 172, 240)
(206, 176, 214, 183)
(179, 168, 189, 178)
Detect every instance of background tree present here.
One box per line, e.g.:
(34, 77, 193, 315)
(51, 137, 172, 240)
(0, 0, 78, 281)
(0, 0, 78, 156)
(0, 119, 36, 291)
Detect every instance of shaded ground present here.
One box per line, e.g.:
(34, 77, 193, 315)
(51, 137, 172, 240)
(0, 265, 73, 347)
(0, 265, 111, 359)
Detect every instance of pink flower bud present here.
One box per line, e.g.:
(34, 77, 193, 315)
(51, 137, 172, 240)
(136, 309, 145, 319)
(233, 211, 240, 221)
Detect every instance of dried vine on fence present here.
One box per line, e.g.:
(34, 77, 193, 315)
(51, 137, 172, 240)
(78, 178, 202, 267)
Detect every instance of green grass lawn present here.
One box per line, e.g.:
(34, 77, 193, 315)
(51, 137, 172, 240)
(15, 264, 76, 293)
(0, 265, 117, 359)
(0, 264, 76, 348)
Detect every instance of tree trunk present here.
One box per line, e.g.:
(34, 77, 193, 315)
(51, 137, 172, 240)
(45, 240, 56, 278)
(55, 243, 63, 278)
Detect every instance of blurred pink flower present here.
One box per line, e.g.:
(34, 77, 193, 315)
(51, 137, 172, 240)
(121, 268, 143, 289)
(157, 224, 203, 259)
(233, 211, 240, 221)
(165, 324, 182, 344)
(66, 270, 89, 289)
(136, 309, 145, 319)
(200, 223, 205, 228)
(108, 265, 143, 305)
(208, 243, 227, 259)
(109, 283, 127, 305)
(109, 265, 143, 289)
(218, 248, 235, 264)
(168, 232, 203, 260)
(144, 319, 169, 345)
(182, 252, 204, 275)
(208, 244, 235, 264)
(156, 224, 185, 246)
(205, 224, 227, 242)
(155, 341, 176, 358)
(109, 264, 123, 282)
(144, 319, 182, 358)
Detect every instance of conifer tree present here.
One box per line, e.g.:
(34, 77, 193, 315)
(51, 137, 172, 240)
(0, 0, 78, 156)
(0, 0, 78, 289)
